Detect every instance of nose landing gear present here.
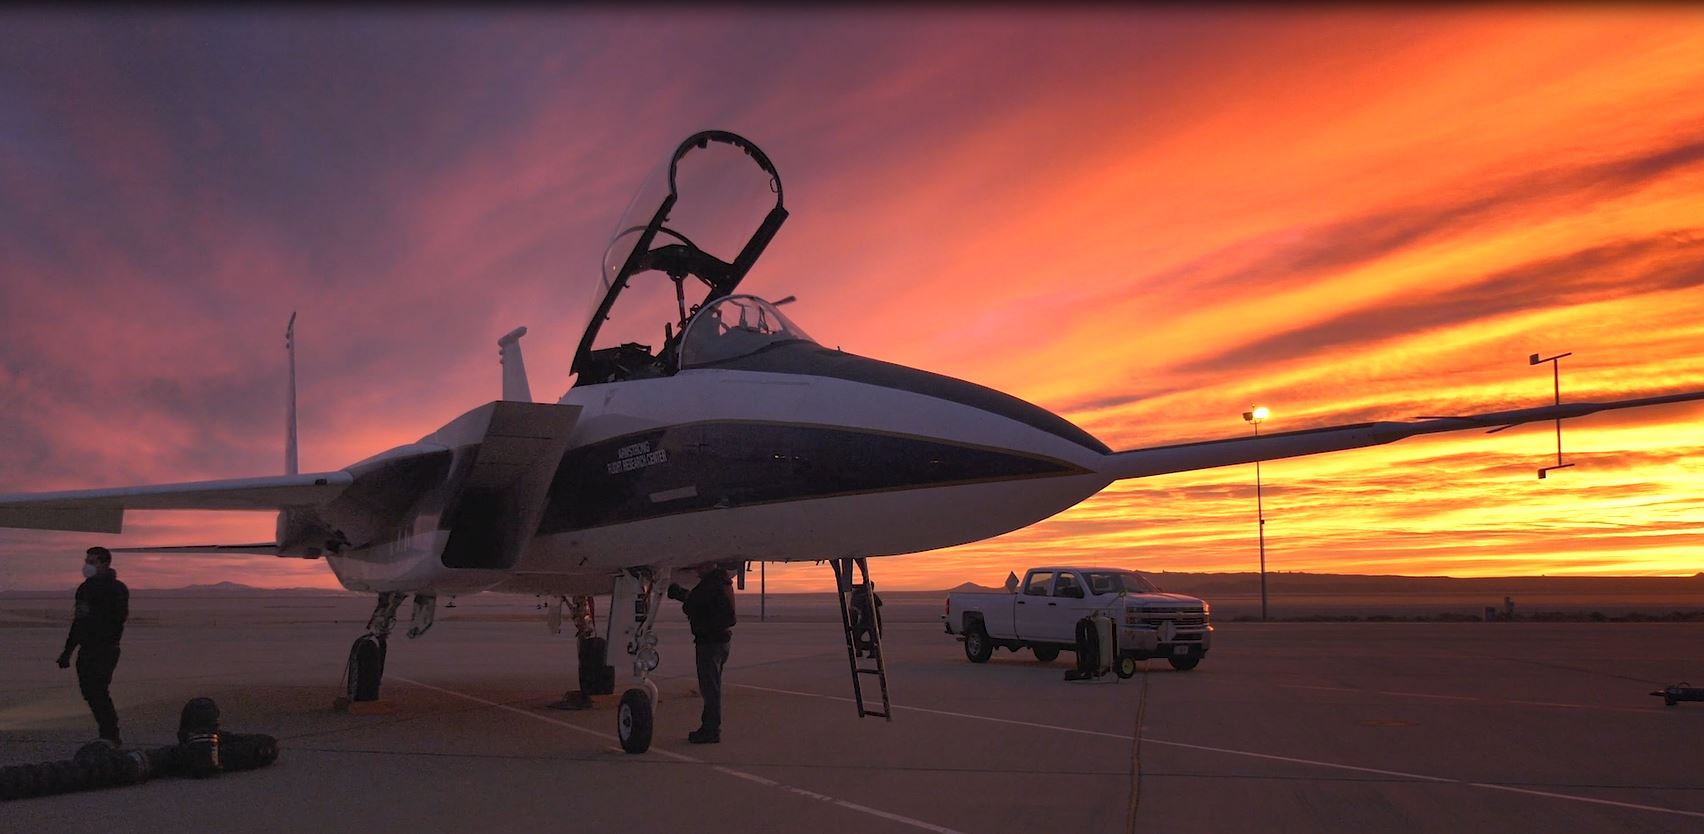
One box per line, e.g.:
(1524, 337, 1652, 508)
(611, 569, 669, 754)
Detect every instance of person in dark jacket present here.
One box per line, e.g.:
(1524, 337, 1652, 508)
(850, 585, 884, 658)
(57, 546, 129, 745)
(667, 564, 736, 744)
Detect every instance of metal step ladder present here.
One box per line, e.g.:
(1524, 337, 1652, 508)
(830, 557, 891, 720)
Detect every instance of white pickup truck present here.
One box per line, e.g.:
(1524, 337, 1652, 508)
(944, 566, 1213, 675)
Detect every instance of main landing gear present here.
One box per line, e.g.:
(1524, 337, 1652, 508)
(344, 592, 436, 703)
(551, 595, 615, 710)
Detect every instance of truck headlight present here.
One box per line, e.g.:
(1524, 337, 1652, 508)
(1124, 608, 1139, 625)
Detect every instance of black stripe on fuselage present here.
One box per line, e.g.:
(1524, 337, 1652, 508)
(537, 421, 1090, 534)
(682, 341, 1111, 454)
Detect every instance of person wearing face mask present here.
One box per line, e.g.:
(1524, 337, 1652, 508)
(56, 546, 129, 746)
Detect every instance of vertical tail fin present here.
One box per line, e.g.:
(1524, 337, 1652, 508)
(285, 312, 299, 476)
(498, 326, 533, 402)
(276, 312, 324, 557)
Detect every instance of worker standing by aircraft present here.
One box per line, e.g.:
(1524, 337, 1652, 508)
(57, 546, 129, 746)
(850, 584, 883, 657)
(667, 564, 737, 744)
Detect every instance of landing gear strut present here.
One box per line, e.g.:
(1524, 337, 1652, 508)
(345, 592, 406, 702)
(550, 595, 614, 711)
(611, 569, 669, 754)
(573, 595, 615, 697)
(406, 594, 437, 639)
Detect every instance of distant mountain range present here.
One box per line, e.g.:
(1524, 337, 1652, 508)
(0, 582, 354, 598)
(1145, 571, 1704, 596)
(162, 581, 353, 595)
(942, 571, 1704, 597)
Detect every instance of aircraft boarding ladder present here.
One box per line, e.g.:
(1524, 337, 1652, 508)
(830, 557, 891, 720)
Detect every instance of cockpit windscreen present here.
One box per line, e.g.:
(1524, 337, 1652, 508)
(679, 295, 815, 368)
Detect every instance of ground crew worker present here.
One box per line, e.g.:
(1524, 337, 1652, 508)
(667, 564, 736, 744)
(850, 584, 884, 657)
(56, 546, 129, 746)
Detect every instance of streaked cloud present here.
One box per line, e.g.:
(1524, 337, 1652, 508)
(3, 9, 1704, 591)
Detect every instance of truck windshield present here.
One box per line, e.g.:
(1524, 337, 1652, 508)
(1084, 571, 1161, 595)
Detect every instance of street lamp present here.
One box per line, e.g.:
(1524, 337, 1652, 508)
(1241, 406, 1270, 621)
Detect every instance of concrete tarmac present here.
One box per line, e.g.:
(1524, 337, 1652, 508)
(3, 602, 1702, 833)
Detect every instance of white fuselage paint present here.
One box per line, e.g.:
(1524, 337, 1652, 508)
(327, 368, 1112, 596)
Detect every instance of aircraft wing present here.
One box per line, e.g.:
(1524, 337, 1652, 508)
(0, 472, 356, 534)
(1100, 391, 1704, 480)
(108, 543, 282, 555)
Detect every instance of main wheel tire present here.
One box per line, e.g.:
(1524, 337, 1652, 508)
(1032, 646, 1061, 663)
(347, 635, 385, 702)
(1168, 655, 1201, 671)
(1115, 655, 1138, 679)
(578, 637, 615, 695)
(617, 689, 653, 754)
(963, 623, 994, 663)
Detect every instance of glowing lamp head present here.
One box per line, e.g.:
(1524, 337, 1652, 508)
(1243, 406, 1270, 424)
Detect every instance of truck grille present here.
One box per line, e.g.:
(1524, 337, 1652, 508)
(1141, 615, 1207, 629)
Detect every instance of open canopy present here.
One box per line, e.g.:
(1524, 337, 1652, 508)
(573, 131, 788, 386)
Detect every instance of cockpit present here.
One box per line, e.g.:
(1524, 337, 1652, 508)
(679, 295, 815, 368)
(573, 131, 793, 386)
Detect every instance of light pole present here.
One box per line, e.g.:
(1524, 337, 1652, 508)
(1242, 406, 1270, 621)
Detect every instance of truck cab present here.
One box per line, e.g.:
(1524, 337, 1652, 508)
(945, 566, 1213, 673)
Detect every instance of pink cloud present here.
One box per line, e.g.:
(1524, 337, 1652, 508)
(5, 11, 1704, 591)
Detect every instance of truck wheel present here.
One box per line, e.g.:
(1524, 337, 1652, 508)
(1032, 646, 1060, 663)
(1115, 655, 1138, 679)
(963, 624, 993, 663)
(1168, 655, 1201, 671)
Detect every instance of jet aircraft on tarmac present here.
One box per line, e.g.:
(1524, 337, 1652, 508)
(3, 131, 1701, 752)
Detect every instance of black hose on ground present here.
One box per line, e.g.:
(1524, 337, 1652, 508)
(0, 697, 279, 801)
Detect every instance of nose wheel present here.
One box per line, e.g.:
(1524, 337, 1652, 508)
(617, 688, 654, 753)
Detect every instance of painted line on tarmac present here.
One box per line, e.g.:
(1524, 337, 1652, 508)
(1468, 783, 1704, 819)
(735, 682, 1704, 821)
(1282, 684, 1658, 714)
(394, 677, 970, 834)
(1141, 738, 1452, 782)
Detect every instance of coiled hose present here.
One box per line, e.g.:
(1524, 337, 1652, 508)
(0, 697, 279, 801)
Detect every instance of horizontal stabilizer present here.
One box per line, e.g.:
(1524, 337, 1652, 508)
(1100, 390, 1704, 481)
(109, 543, 281, 555)
(0, 471, 354, 533)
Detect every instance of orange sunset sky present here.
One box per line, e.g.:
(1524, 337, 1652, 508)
(2, 8, 1702, 591)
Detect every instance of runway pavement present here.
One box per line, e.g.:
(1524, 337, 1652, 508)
(2, 600, 1701, 833)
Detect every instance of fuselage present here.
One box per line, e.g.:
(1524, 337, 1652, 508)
(327, 345, 1114, 596)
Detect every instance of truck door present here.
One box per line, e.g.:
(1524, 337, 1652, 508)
(1050, 571, 1091, 643)
(1014, 570, 1054, 643)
